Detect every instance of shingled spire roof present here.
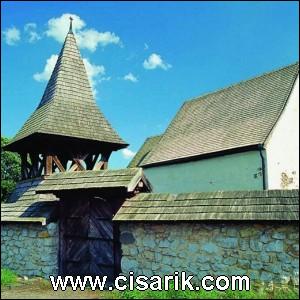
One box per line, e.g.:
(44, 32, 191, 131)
(5, 18, 127, 153)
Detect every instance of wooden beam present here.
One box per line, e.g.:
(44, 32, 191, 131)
(102, 161, 108, 170)
(68, 163, 78, 172)
(20, 153, 29, 180)
(73, 159, 85, 171)
(29, 153, 39, 178)
(98, 151, 112, 170)
(58, 155, 69, 170)
(85, 153, 99, 170)
(93, 161, 104, 171)
(68, 158, 85, 172)
(45, 155, 53, 175)
(53, 155, 66, 172)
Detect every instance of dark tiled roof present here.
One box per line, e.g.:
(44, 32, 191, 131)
(128, 135, 162, 168)
(7, 29, 127, 149)
(1, 179, 58, 225)
(142, 63, 299, 166)
(35, 168, 151, 193)
(113, 189, 299, 221)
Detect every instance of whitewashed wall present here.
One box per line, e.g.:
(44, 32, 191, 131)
(265, 75, 299, 189)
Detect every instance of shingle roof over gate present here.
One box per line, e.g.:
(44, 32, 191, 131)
(142, 62, 299, 166)
(5, 26, 127, 151)
(1, 168, 150, 224)
(35, 168, 150, 192)
(113, 189, 299, 221)
(1, 179, 58, 225)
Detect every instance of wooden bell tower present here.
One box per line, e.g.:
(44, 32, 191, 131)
(4, 18, 128, 180)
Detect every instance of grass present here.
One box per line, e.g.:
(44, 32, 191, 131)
(0, 269, 298, 299)
(1, 268, 18, 286)
(118, 288, 299, 299)
(117, 283, 299, 299)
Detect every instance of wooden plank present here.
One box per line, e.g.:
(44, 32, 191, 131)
(84, 153, 99, 170)
(73, 159, 85, 171)
(53, 156, 66, 172)
(99, 151, 112, 170)
(68, 163, 79, 172)
(59, 196, 119, 281)
(21, 153, 30, 180)
(29, 153, 38, 178)
(93, 161, 105, 171)
(45, 155, 53, 175)
(1, 216, 47, 225)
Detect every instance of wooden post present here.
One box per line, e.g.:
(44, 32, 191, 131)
(85, 153, 99, 170)
(20, 153, 29, 180)
(53, 155, 66, 172)
(100, 151, 112, 170)
(29, 153, 39, 178)
(45, 155, 53, 175)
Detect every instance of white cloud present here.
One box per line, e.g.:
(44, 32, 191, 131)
(144, 43, 149, 50)
(123, 72, 138, 83)
(143, 53, 172, 70)
(99, 76, 111, 83)
(122, 148, 136, 159)
(24, 23, 41, 43)
(24, 23, 37, 31)
(2, 26, 21, 45)
(77, 30, 120, 51)
(33, 54, 105, 97)
(46, 13, 85, 43)
(46, 13, 121, 52)
(33, 54, 58, 82)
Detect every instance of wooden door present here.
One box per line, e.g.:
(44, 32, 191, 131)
(59, 195, 120, 283)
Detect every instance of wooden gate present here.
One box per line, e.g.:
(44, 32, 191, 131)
(59, 194, 121, 282)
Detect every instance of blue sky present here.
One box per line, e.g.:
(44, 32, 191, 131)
(1, 1, 299, 168)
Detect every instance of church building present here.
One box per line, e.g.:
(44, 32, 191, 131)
(1, 18, 299, 285)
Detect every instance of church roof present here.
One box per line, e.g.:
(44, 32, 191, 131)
(5, 22, 127, 152)
(142, 62, 299, 167)
(114, 189, 299, 221)
(128, 135, 162, 168)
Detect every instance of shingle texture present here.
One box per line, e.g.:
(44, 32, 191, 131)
(128, 135, 162, 168)
(142, 63, 299, 166)
(35, 168, 150, 192)
(7, 30, 127, 148)
(114, 189, 299, 221)
(1, 168, 149, 223)
(1, 179, 58, 224)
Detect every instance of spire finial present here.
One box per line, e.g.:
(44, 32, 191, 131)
(69, 16, 73, 33)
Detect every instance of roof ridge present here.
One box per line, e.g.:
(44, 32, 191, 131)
(183, 61, 299, 105)
(145, 134, 163, 140)
(142, 61, 299, 166)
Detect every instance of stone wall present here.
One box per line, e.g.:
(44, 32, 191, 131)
(120, 222, 299, 285)
(1, 222, 59, 278)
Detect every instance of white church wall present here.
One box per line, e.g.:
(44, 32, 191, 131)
(265, 75, 299, 189)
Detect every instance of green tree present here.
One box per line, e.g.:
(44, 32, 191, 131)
(1, 137, 21, 202)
